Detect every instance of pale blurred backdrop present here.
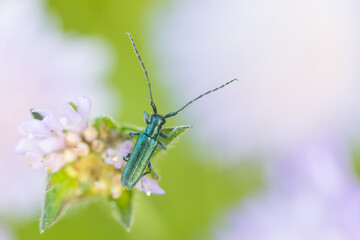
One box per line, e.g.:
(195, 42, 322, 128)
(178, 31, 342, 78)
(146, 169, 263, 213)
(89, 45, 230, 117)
(1, 0, 360, 239)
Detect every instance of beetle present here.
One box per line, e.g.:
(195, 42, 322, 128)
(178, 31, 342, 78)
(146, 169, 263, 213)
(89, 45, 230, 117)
(121, 33, 237, 189)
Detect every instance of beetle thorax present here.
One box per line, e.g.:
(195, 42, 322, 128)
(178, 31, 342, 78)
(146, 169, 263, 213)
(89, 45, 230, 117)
(144, 114, 166, 138)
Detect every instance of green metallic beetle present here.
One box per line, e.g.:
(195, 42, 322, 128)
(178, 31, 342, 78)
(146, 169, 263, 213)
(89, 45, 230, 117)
(121, 33, 237, 189)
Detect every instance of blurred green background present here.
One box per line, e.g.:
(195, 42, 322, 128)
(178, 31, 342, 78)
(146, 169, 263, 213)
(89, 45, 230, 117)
(10, 0, 262, 239)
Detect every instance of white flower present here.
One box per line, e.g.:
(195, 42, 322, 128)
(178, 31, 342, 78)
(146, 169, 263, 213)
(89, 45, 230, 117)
(61, 96, 92, 132)
(15, 97, 93, 173)
(15, 113, 66, 172)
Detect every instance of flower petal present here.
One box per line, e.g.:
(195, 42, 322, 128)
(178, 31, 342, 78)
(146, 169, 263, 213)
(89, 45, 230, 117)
(14, 138, 43, 154)
(75, 96, 91, 119)
(63, 103, 82, 124)
(26, 152, 44, 169)
(119, 149, 130, 156)
(119, 140, 133, 150)
(114, 159, 123, 169)
(106, 148, 116, 155)
(43, 153, 65, 173)
(42, 114, 63, 133)
(104, 157, 112, 165)
(37, 136, 65, 154)
(135, 177, 165, 195)
(18, 119, 50, 137)
(31, 108, 53, 118)
(62, 103, 88, 132)
(104, 148, 125, 169)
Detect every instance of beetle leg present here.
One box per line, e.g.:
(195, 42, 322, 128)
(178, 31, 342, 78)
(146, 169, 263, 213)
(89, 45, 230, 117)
(129, 132, 141, 138)
(157, 140, 167, 150)
(160, 126, 191, 139)
(123, 152, 131, 161)
(143, 161, 152, 176)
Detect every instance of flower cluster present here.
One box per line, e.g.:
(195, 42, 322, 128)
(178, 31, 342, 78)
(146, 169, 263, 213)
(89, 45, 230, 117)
(14, 96, 188, 231)
(15, 96, 164, 195)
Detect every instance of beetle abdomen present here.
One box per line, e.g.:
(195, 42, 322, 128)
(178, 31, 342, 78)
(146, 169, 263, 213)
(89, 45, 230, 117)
(121, 134, 158, 189)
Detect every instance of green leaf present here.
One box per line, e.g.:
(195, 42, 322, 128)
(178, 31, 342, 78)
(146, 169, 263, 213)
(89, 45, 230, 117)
(30, 109, 43, 120)
(152, 126, 191, 160)
(40, 169, 78, 233)
(110, 190, 134, 231)
(93, 116, 145, 133)
(69, 101, 78, 111)
(93, 116, 145, 144)
(93, 115, 118, 130)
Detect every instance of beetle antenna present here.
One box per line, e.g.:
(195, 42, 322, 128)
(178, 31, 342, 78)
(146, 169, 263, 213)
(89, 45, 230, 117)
(165, 78, 238, 118)
(127, 33, 157, 114)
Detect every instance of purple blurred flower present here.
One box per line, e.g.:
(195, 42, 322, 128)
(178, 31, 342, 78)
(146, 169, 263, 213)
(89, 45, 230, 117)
(268, 140, 358, 197)
(217, 142, 360, 239)
(153, 0, 360, 159)
(105, 141, 133, 169)
(0, 227, 13, 240)
(104, 141, 133, 169)
(155, 1, 360, 238)
(135, 177, 165, 196)
(105, 148, 123, 169)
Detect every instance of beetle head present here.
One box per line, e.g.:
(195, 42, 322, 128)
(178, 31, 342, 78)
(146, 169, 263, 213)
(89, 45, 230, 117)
(151, 114, 166, 126)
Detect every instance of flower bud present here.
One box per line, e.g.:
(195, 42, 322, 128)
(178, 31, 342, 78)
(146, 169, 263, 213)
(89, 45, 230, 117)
(76, 142, 90, 157)
(83, 127, 98, 142)
(93, 181, 108, 192)
(64, 149, 77, 163)
(65, 131, 81, 147)
(92, 140, 104, 152)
